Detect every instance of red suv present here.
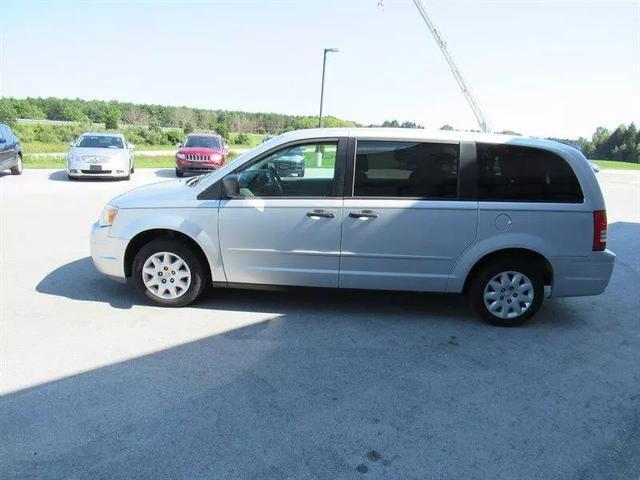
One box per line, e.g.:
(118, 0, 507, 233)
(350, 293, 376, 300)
(175, 133, 227, 177)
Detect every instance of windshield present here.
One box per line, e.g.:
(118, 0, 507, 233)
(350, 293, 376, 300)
(184, 136, 220, 149)
(76, 135, 124, 149)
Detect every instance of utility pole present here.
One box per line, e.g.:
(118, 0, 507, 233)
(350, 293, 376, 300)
(317, 48, 339, 166)
(318, 48, 339, 128)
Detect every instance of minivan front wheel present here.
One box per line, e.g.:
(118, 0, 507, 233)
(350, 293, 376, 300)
(132, 239, 205, 307)
(469, 259, 544, 327)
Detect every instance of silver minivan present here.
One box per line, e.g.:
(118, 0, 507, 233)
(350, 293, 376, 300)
(91, 129, 615, 326)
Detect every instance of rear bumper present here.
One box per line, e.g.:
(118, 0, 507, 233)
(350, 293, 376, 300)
(551, 250, 615, 297)
(90, 222, 128, 283)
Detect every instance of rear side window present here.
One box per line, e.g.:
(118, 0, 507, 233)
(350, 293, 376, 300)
(477, 144, 583, 203)
(354, 141, 459, 199)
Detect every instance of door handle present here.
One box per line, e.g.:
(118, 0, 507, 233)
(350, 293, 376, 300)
(349, 210, 378, 219)
(306, 210, 335, 219)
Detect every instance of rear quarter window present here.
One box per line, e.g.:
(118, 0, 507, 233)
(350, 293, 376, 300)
(476, 144, 583, 203)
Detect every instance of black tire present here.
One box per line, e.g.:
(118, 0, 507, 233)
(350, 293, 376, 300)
(298, 170, 305, 178)
(175, 168, 184, 178)
(468, 258, 544, 327)
(10, 154, 23, 175)
(130, 163, 135, 174)
(123, 173, 131, 181)
(132, 238, 206, 307)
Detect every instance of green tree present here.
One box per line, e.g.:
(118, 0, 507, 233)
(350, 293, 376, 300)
(104, 108, 121, 130)
(0, 99, 17, 126)
(215, 122, 230, 140)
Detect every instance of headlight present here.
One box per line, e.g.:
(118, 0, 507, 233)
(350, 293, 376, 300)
(68, 152, 78, 162)
(176, 153, 186, 160)
(210, 153, 222, 162)
(99, 205, 119, 227)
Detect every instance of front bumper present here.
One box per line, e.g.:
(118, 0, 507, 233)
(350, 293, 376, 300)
(67, 159, 130, 178)
(176, 160, 221, 175)
(90, 222, 128, 283)
(551, 249, 616, 297)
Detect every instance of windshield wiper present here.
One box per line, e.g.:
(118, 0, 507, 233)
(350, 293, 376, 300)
(185, 172, 213, 187)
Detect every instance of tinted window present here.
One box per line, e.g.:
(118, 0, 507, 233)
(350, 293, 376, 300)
(0, 125, 8, 141)
(477, 144, 583, 203)
(184, 136, 220, 149)
(77, 135, 124, 149)
(353, 141, 458, 198)
(235, 142, 338, 197)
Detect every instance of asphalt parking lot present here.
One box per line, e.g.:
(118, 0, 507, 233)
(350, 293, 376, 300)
(1, 168, 639, 479)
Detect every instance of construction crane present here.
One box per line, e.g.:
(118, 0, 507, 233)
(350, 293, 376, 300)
(409, 0, 491, 132)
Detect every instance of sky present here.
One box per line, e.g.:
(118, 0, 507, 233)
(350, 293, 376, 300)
(0, 0, 638, 138)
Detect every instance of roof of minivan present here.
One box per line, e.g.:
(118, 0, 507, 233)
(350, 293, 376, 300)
(276, 128, 578, 157)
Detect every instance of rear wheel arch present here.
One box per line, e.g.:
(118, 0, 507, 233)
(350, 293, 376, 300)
(463, 248, 553, 293)
(124, 229, 211, 282)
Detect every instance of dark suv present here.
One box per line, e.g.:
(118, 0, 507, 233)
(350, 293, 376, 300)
(0, 123, 22, 175)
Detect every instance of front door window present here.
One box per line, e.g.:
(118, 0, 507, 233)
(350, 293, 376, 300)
(235, 142, 338, 197)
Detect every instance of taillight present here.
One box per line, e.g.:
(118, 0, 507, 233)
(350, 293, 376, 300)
(593, 210, 607, 251)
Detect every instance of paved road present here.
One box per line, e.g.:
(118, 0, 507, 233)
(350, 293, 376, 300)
(1, 169, 639, 479)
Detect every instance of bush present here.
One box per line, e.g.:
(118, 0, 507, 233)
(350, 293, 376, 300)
(234, 133, 250, 145)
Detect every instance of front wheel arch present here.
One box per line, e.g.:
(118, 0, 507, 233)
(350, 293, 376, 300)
(124, 229, 211, 283)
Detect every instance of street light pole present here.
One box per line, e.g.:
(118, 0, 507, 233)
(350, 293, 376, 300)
(318, 48, 339, 128)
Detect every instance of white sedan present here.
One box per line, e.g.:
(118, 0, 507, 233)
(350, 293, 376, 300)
(67, 132, 134, 180)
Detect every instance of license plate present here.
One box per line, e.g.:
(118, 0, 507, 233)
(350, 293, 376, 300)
(90, 165, 102, 171)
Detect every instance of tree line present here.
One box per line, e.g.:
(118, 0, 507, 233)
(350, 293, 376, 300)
(0, 96, 357, 135)
(547, 123, 640, 163)
(0, 97, 637, 161)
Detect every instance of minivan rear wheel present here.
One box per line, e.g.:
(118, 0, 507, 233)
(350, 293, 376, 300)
(469, 259, 544, 327)
(132, 239, 206, 307)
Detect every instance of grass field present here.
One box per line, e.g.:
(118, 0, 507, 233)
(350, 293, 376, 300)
(22, 133, 263, 156)
(21, 150, 640, 172)
(591, 159, 640, 170)
(22, 142, 179, 154)
(23, 153, 239, 169)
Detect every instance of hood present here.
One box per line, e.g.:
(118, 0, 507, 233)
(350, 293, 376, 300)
(178, 147, 223, 156)
(72, 147, 126, 157)
(110, 179, 200, 208)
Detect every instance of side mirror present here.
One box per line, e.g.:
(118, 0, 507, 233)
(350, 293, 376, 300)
(176, 142, 183, 148)
(67, 141, 75, 148)
(222, 174, 240, 198)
